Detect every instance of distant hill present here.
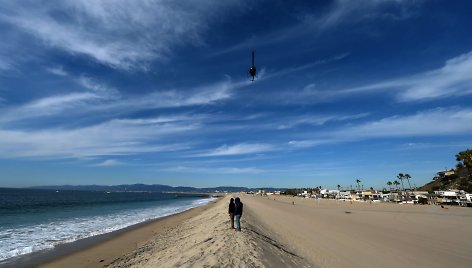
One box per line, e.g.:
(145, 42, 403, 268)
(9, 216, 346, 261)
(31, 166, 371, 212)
(28, 183, 286, 193)
(419, 167, 472, 193)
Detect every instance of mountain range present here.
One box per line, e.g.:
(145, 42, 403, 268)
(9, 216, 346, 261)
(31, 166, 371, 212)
(28, 184, 286, 193)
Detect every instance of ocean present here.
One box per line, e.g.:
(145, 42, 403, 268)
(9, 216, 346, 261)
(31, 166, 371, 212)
(0, 188, 214, 263)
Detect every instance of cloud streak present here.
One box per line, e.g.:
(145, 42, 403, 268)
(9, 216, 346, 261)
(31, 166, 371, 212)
(0, 77, 236, 125)
(213, 0, 417, 55)
(0, 0, 247, 70)
(332, 51, 472, 102)
(196, 143, 275, 157)
(288, 107, 472, 148)
(0, 117, 197, 159)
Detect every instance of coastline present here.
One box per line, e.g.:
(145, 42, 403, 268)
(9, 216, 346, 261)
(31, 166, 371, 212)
(106, 194, 309, 268)
(5, 194, 472, 267)
(1, 198, 219, 268)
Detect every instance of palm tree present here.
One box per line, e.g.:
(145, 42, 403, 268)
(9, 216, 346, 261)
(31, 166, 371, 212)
(404, 174, 412, 190)
(337, 184, 341, 191)
(356, 179, 361, 191)
(393, 180, 400, 191)
(387, 181, 393, 191)
(397, 173, 405, 192)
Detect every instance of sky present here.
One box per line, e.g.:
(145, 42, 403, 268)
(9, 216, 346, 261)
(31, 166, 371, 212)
(0, 0, 471, 189)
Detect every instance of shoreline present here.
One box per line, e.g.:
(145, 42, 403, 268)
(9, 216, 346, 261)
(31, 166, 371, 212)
(1, 198, 220, 268)
(5, 194, 471, 267)
(106, 194, 309, 267)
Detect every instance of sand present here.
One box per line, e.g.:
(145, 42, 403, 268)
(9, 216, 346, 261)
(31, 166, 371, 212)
(38, 194, 472, 268)
(244, 195, 472, 268)
(36, 201, 219, 268)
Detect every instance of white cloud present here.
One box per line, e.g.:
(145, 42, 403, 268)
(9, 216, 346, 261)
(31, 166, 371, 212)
(0, 0, 247, 70)
(288, 107, 472, 149)
(0, 117, 197, 159)
(213, 0, 416, 55)
(259, 53, 349, 81)
(77, 76, 120, 98)
(163, 165, 264, 174)
(46, 66, 68, 76)
(314, 0, 416, 30)
(0, 78, 235, 125)
(276, 112, 369, 130)
(340, 107, 472, 137)
(197, 143, 274, 157)
(94, 159, 123, 167)
(0, 92, 101, 124)
(337, 51, 472, 102)
(0, 56, 13, 71)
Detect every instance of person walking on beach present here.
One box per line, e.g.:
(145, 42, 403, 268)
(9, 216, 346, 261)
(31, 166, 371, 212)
(234, 197, 243, 231)
(228, 198, 235, 229)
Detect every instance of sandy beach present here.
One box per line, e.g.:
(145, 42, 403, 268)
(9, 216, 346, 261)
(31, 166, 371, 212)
(35, 194, 472, 268)
(245, 195, 472, 268)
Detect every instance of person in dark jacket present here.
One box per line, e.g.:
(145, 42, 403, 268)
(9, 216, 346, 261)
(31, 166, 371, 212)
(228, 198, 235, 229)
(234, 197, 243, 231)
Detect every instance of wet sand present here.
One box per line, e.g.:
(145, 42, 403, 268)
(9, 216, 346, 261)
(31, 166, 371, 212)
(6, 200, 219, 268)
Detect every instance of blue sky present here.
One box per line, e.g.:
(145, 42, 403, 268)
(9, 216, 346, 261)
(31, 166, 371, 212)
(1, 0, 471, 189)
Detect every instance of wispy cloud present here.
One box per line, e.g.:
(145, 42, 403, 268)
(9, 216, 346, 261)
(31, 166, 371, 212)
(339, 107, 472, 137)
(93, 159, 124, 167)
(276, 112, 369, 130)
(271, 50, 472, 105)
(213, 0, 417, 55)
(0, 92, 102, 124)
(336, 50, 472, 102)
(312, 0, 417, 30)
(196, 143, 275, 157)
(0, 0, 248, 70)
(0, 56, 13, 71)
(0, 117, 197, 159)
(162, 165, 265, 174)
(259, 53, 349, 81)
(46, 66, 68, 76)
(288, 107, 472, 148)
(0, 77, 236, 125)
(77, 76, 120, 99)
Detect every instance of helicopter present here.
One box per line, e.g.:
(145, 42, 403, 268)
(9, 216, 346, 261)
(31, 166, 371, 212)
(249, 50, 257, 81)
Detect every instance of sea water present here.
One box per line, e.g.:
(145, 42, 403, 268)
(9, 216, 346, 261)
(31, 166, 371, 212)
(0, 188, 214, 262)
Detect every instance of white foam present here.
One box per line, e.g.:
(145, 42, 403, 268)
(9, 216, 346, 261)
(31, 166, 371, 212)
(0, 197, 214, 261)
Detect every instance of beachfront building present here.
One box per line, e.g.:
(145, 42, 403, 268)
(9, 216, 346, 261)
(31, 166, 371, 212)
(431, 190, 462, 205)
(298, 190, 310, 198)
(337, 191, 353, 200)
(460, 193, 472, 207)
(319, 189, 339, 199)
(380, 192, 400, 202)
(357, 191, 381, 202)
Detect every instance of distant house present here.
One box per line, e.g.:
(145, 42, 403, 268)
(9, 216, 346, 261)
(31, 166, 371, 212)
(432, 190, 462, 205)
(337, 191, 352, 200)
(319, 189, 339, 199)
(433, 169, 455, 181)
(381, 192, 400, 202)
(460, 194, 472, 207)
(360, 191, 381, 201)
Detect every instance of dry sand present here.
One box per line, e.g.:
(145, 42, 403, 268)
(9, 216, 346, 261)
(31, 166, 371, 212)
(245, 195, 472, 268)
(39, 194, 472, 268)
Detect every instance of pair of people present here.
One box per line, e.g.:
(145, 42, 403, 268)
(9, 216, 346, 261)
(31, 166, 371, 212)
(228, 197, 243, 231)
